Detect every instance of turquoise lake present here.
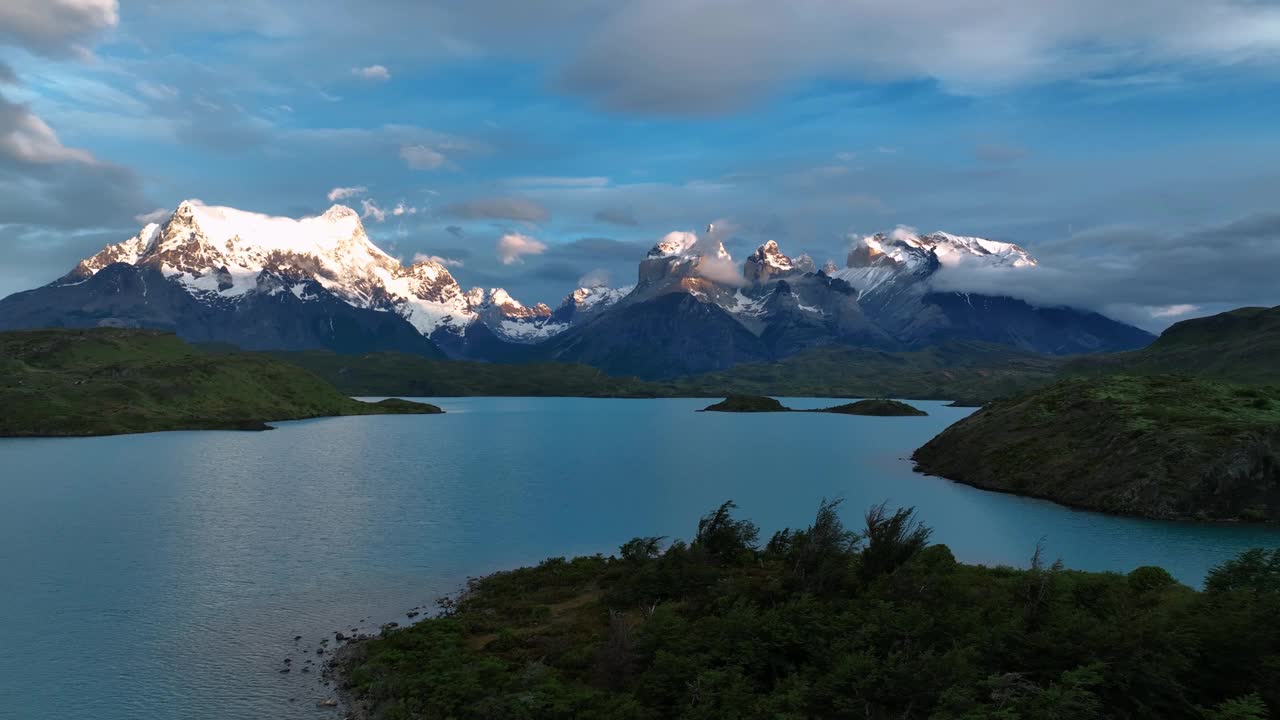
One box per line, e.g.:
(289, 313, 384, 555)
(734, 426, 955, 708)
(2, 397, 1278, 719)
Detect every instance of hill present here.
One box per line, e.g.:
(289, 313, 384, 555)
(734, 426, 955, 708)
(334, 501, 1280, 719)
(913, 375, 1280, 521)
(1067, 306, 1280, 385)
(0, 329, 441, 437)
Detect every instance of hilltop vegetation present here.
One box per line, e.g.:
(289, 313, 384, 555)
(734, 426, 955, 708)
(914, 375, 1280, 521)
(337, 501, 1280, 719)
(0, 329, 440, 437)
(1067, 306, 1280, 385)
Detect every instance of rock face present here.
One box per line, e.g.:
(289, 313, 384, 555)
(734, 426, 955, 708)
(912, 375, 1280, 522)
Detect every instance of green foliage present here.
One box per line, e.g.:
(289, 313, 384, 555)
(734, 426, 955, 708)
(0, 328, 440, 436)
(341, 502, 1280, 719)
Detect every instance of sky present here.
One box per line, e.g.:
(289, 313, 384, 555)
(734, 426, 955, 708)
(1, 0, 1279, 329)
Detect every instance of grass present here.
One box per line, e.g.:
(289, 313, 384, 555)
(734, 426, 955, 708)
(0, 329, 441, 437)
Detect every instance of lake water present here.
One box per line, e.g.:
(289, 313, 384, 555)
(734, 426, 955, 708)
(2, 397, 1278, 719)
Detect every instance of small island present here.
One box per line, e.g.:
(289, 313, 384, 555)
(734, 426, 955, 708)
(332, 500, 1279, 718)
(701, 394, 927, 416)
(700, 394, 789, 412)
(0, 328, 442, 437)
(816, 399, 928, 416)
(913, 375, 1280, 522)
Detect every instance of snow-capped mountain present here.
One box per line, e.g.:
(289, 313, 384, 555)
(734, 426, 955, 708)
(23, 200, 629, 355)
(0, 201, 1153, 376)
(541, 225, 1153, 377)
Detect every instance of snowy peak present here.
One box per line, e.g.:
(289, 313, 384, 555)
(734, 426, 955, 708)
(744, 239, 798, 284)
(836, 229, 1037, 297)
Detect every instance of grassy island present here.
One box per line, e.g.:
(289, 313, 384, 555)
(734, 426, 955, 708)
(701, 395, 928, 416)
(913, 375, 1280, 522)
(816, 399, 928, 416)
(336, 501, 1280, 719)
(0, 328, 441, 437)
(700, 394, 789, 412)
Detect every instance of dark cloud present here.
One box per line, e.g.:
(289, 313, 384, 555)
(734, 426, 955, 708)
(530, 260, 586, 284)
(441, 196, 549, 223)
(0, 61, 17, 85)
(593, 206, 638, 226)
(546, 236, 645, 262)
(445, 225, 465, 238)
(930, 212, 1280, 328)
(0, 0, 119, 59)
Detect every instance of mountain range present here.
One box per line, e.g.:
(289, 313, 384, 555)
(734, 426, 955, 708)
(0, 201, 1154, 378)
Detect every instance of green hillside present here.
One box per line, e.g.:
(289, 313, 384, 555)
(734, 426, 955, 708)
(0, 329, 441, 437)
(336, 501, 1280, 719)
(913, 374, 1280, 521)
(1068, 306, 1280, 385)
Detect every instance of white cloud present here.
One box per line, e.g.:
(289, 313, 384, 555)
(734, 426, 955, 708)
(135, 81, 179, 101)
(413, 253, 463, 268)
(360, 198, 386, 223)
(577, 268, 611, 287)
(1151, 303, 1200, 318)
(327, 185, 366, 202)
(391, 201, 418, 217)
(134, 207, 170, 224)
(497, 232, 548, 264)
(400, 144, 447, 170)
(507, 176, 610, 188)
(351, 64, 391, 82)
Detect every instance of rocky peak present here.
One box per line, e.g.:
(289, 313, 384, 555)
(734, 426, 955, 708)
(744, 239, 796, 284)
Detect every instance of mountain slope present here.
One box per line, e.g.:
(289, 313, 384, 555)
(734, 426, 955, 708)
(540, 292, 771, 378)
(1068, 305, 1280, 384)
(913, 375, 1280, 521)
(0, 329, 441, 437)
(0, 263, 445, 356)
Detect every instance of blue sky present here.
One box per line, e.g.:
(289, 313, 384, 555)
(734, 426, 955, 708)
(1, 0, 1279, 327)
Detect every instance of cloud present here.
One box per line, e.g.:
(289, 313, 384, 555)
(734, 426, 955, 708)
(400, 144, 447, 170)
(135, 81, 178, 101)
(577, 268, 612, 287)
(0, 0, 119, 59)
(327, 185, 367, 202)
(351, 64, 391, 81)
(391, 201, 418, 217)
(0, 94, 96, 164)
(507, 175, 609, 188)
(928, 213, 1280, 327)
(547, 236, 644, 262)
(974, 143, 1030, 164)
(360, 198, 387, 222)
(593, 206, 638, 226)
(1151, 304, 1200, 318)
(497, 232, 548, 264)
(413, 253, 463, 267)
(444, 196, 550, 223)
(445, 225, 465, 238)
(554, 1, 1280, 114)
(134, 207, 171, 224)
(0, 62, 17, 86)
